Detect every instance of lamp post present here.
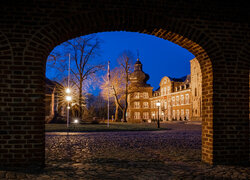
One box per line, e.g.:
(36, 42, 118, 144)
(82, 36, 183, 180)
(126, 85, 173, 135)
(66, 89, 72, 128)
(156, 102, 161, 128)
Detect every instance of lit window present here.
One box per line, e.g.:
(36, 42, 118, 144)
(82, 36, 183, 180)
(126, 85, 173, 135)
(134, 102, 140, 109)
(151, 111, 155, 119)
(181, 109, 184, 120)
(134, 92, 140, 99)
(167, 86, 170, 94)
(177, 110, 180, 120)
(176, 96, 179, 106)
(185, 109, 189, 120)
(172, 97, 175, 106)
(134, 112, 140, 119)
(185, 94, 189, 104)
(143, 102, 149, 108)
(143, 92, 149, 99)
(164, 101, 167, 109)
(143, 112, 149, 119)
(181, 95, 184, 105)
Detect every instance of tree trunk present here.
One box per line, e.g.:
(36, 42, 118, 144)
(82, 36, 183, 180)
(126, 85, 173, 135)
(123, 66, 129, 122)
(115, 102, 119, 121)
(79, 79, 83, 120)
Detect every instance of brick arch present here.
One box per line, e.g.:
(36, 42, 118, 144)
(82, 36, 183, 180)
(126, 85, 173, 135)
(237, 40, 250, 123)
(22, 10, 221, 165)
(0, 31, 13, 60)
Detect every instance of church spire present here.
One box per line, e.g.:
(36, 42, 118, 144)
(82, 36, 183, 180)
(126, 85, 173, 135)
(137, 49, 140, 61)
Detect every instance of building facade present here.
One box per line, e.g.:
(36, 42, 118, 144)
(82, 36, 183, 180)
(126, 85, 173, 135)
(45, 78, 66, 123)
(127, 58, 202, 122)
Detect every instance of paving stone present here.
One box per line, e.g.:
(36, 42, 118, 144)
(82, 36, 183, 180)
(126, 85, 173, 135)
(1, 123, 250, 179)
(0, 171, 6, 178)
(5, 172, 16, 179)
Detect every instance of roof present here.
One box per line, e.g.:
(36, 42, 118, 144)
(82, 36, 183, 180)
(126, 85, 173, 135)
(168, 75, 188, 82)
(45, 78, 62, 94)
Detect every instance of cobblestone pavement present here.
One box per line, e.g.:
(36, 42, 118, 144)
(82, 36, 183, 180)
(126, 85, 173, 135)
(1, 122, 249, 179)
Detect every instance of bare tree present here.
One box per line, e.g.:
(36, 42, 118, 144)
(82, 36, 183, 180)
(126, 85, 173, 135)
(47, 35, 104, 121)
(117, 51, 135, 122)
(100, 51, 135, 122)
(100, 67, 125, 121)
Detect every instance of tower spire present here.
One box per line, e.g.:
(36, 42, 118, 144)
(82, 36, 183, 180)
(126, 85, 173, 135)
(137, 49, 139, 61)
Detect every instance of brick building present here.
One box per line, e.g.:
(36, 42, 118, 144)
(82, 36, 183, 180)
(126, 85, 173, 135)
(128, 58, 202, 122)
(45, 78, 66, 123)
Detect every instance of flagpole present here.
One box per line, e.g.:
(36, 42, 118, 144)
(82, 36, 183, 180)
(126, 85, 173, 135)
(107, 61, 110, 127)
(67, 54, 70, 128)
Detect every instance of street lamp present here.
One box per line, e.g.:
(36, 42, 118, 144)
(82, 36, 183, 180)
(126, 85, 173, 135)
(74, 119, 79, 123)
(65, 88, 72, 128)
(66, 88, 71, 94)
(156, 102, 161, 128)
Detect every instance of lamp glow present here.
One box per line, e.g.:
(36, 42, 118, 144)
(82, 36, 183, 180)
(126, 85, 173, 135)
(67, 106, 70, 109)
(66, 88, 71, 94)
(156, 102, 161, 107)
(66, 96, 72, 101)
(74, 119, 79, 123)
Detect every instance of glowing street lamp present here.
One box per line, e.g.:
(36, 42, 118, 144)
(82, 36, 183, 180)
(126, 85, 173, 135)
(156, 102, 161, 128)
(74, 119, 79, 123)
(65, 91, 72, 128)
(66, 95, 72, 101)
(66, 88, 71, 94)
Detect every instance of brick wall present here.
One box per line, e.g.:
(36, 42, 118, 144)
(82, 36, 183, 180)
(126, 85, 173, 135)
(0, 0, 249, 169)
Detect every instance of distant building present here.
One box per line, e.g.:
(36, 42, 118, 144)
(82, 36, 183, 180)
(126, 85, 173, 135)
(45, 78, 66, 123)
(127, 58, 202, 122)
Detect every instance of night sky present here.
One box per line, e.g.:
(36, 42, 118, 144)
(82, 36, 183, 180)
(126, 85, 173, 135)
(46, 31, 195, 95)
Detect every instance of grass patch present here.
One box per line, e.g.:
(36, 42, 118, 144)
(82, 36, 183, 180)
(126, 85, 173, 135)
(45, 122, 170, 132)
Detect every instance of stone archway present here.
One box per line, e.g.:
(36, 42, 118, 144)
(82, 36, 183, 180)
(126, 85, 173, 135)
(0, 1, 249, 169)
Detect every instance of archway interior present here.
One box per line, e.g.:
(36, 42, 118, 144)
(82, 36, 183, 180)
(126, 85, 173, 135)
(29, 23, 213, 164)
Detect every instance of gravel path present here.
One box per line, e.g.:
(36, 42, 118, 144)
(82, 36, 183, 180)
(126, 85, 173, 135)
(0, 123, 249, 179)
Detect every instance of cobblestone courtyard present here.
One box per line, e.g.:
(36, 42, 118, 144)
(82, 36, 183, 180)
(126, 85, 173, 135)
(1, 122, 249, 179)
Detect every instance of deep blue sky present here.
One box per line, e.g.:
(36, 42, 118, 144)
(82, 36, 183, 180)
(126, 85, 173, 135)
(46, 31, 195, 94)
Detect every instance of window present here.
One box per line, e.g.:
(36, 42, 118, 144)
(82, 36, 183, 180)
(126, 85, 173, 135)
(151, 111, 155, 119)
(172, 97, 175, 106)
(143, 102, 149, 108)
(177, 110, 180, 120)
(173, 110, 175, 119)
(181, 95, 184, 105)
(134, 102, 140, 109)
(181, 109, 184, 120)
(167, 86, 170, 94)
(164, 101, 167, 109)
(163, 87, 166, 95)
(143, 92, 149, 99)
(176, 96, 179, 106)
(195, 88, 197, 97)
(185, 109, 189, 120)
(185, 94, 189, 104)
(143, 112, 149, 119)
(134, 112, 140, 119)
(134, 92, 140, 99)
